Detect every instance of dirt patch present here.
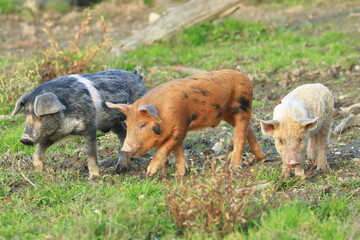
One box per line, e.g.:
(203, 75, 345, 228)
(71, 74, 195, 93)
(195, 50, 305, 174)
(2, 0, 360, 61)
(0, 1, 158, 60)
(232, 1, 360, 35)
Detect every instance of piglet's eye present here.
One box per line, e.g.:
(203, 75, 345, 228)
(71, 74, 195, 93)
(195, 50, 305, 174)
(279, 139, 284, 145)
(299, 139, 303, 143)
(138, 122, 147, 129)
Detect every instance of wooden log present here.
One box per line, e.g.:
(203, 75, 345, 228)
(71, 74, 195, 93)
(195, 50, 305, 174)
(148, 66, 209, 75)
(111, 0, 243, 55)
(339, 103, 360, 115)
(334, 114, 360, 134)
(235, 182, 274, 194)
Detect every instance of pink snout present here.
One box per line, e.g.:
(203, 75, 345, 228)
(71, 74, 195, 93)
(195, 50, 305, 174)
(287, 160, 300, 168)
(121, 142, 139, 156)
(285, 152, 300, 168)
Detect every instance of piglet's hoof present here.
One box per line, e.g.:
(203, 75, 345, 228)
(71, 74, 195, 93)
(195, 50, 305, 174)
(33, 162, 44, 172)
(115, 165, 129, 174)
(147, 161, 163, 177)
(88, 174, 101, 181)
(316, 163, 330, 170)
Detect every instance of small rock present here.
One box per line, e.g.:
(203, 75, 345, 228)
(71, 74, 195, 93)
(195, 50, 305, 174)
(335, 151, 341, 155)
(212, 139, 224, 154)
(148, 12, 161, 25)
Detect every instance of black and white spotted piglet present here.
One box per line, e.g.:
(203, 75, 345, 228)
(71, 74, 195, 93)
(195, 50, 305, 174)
(12, 68, 147, 180)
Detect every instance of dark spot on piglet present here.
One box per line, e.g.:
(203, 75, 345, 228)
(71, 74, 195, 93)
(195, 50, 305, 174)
(237, 97, 250, 112)
(182, 92, 189, 99)
(200, 90, 209, 96)
(216, 111, 223, 118)
(188, 114, 197, 125)
(152, 123, 161, 135)
(174, 136, 179, 141)
(232, 107, 241, 115)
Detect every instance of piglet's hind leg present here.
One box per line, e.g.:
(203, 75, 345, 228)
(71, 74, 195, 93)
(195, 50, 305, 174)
(173, 143, 187, 178)
(247, 124, 265, 161)
(229, 117, 249, 169)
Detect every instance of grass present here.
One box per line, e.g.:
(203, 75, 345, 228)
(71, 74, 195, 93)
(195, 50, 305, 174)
(1, 1, 360, 239)
(0, 0, 25, 14)
(243, 196, 358, 240)
(107, 19, 359, 76)
(0, 174, 175, 239)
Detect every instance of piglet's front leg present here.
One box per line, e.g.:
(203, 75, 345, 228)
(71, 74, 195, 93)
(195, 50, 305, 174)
(84, 133, 100, 180)
(147, 131, 184, 177)
(172, 143, 187, 178)
(33, 140, 54, 171)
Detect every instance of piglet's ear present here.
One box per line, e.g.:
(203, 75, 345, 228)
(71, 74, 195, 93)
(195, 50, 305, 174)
(299, 118, 318, 131)
(12, 92, 31, 116)
(34, 92, 66, 117)
(137, 105, 161, 121)
(260, 120, 280, 136)
(106, 102, 131, 116)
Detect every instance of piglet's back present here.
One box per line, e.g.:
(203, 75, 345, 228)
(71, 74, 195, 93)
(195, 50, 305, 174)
(134, 69, 253, 129)
(138, 69, 252, 108)
(278, 84, 334, 120)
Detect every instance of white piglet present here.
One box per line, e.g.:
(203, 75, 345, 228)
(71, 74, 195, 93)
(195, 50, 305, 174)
(260, 84, 334, 177)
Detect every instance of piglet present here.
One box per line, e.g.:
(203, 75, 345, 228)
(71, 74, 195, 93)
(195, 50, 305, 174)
(260, 83, 334, 178)
(12, 68, 147, 180)
(106, 67, 265, 177)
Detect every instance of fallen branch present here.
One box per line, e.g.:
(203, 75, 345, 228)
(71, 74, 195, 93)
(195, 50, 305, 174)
(0, 115, 13, 120)
(148, 66, 209, 75)
(334, 113, 360, 134)
(111, 0, 243, 55)
(339, 103, 360, 115)
(17, 160, 37, 188)
(236, 181, 273, 194)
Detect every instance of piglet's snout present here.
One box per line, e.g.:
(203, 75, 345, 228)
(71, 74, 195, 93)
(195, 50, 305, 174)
(286, 152, 299, 168)
(121, 142, 139, 156)
(288, 160, 299, 168)
(20, 134, 34, 146)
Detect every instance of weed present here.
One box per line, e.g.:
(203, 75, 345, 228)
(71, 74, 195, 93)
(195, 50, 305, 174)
(0, 61, 41, 114)
(165, 159, 281, 238)
(40, 9, 110, 82)
(0, 10, 111, 115)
